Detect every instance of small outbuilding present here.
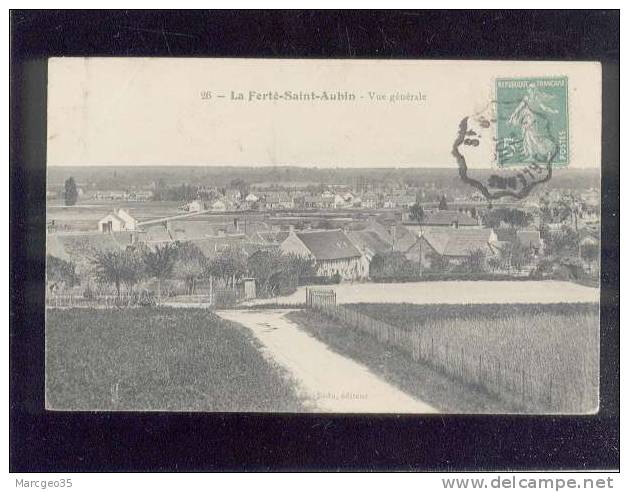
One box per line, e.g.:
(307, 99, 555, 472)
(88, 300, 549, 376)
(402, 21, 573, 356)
(98, 209, 137, 233)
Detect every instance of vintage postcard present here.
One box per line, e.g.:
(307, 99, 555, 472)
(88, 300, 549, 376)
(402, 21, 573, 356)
(45, 58, 601, 414)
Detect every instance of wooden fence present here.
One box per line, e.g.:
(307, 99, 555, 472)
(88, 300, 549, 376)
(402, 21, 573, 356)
(46, 294, 144, 308)
(306, 291, 584, 412)
(305, 288, 337, 310)
(47, 287, 241, 308)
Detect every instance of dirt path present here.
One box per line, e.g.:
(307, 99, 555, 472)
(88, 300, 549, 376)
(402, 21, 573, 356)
(216, 309, 438, 413)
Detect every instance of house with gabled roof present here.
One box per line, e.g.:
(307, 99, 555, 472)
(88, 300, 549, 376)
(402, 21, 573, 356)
(361, 191, 380, 209)
(184, 199, 204, 212)
(98, 209, 137, 233)
(402, 210, 480, 237)
(347, 230, 392, 262)
(280, 229, 368, 280)
(403, 228, 497, 268)
(264, 191, 294, 210)
(211, 199, 228, 211)
(395, 194, 417, 209)
(516, 230, 543, 255)
(493, 228, 544, 256)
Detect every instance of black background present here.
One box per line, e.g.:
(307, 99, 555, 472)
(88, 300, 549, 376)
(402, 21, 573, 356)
(10, 10, 620, 472)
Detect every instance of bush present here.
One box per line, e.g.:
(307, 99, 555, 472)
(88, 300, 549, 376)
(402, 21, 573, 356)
(370, 251, 415, 280)
(214, 288, 238, 308)
(46, 255, 79, 290)
(299, 275, 342, 286)
(530, 257, 589, 282)
(133, 290, 157, 307)
(271, 272, 298, 296)
(371, 272, 538, 283)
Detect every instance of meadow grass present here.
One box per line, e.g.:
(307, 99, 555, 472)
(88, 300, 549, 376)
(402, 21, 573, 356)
(340, 303, 599, 413)
(46, 307, 305, 411)
(287, 309, 522, 413)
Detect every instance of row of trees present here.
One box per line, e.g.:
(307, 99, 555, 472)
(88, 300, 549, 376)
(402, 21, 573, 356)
(150, 178, 251, 203)
(64, 177, 79, 206)
(481, 207, 533, 231)
(369, 247, 489, 281)
(48, 242, 317, 303)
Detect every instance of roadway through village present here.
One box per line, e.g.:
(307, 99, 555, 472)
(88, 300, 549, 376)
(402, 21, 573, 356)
(216, 309, 438, 413)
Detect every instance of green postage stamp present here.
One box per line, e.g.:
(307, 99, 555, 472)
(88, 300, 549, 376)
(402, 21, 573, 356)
(495, 76, 569, 167)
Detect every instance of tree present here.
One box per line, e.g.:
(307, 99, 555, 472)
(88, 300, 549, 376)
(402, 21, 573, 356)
(463, 248, 487, 273)
(486, 256, 503, 272)
(143, 244, 178, 303)
(482, 208, 504, 229)
(505, 209, 532, 231)
(246, 249, 306, 297)
(206, 247, 247, 288)
(499, 240, 531, 273)
(438, 195, 448, 210)
(538, 195, 555, 225)
(546, 225, 579, 259)
(483, 207, 532, 231)
(555, 193, 586, 258)
(425, 250, 450, 273)
(173, 242, 206, 295)
(408, 202, 425, 276)
(46, 255, 78, 294)
(369, 251, 413, 280)
(64, 177, 79, 206)
(92, 249, 143, 297)
(229, 178, 250, 199)
(247, 250, 279, 296)
(282, 253, 316, 282)
(152, 178, 167, 201)
(409, 202, 425, 223)
(580, 242, 598, 273)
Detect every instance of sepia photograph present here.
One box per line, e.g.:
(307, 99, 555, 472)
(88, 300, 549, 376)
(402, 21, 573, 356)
(43, 58, 602, 415)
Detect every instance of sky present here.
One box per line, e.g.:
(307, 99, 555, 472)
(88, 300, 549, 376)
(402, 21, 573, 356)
(47, 58, 602, 169)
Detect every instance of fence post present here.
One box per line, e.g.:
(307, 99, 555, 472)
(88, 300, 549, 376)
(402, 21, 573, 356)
(478, 354, 483, 384)
(461, 347, 465, 380)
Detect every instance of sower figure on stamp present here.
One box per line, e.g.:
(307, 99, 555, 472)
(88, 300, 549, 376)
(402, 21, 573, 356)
(507, 83, 559, 164)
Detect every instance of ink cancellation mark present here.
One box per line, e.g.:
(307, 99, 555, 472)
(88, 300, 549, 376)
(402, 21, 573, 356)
(453, 76, 569, 202)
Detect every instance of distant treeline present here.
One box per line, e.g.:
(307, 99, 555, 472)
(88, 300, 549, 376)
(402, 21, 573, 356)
(47, 166, 600, 194)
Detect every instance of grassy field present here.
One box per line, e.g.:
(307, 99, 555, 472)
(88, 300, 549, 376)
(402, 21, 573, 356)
(46, 307, 305, 411)
(287, 310, 522, 413)
(317, 303, 599, 413)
